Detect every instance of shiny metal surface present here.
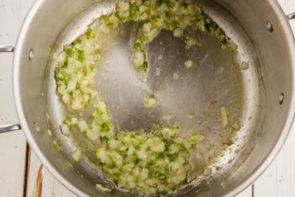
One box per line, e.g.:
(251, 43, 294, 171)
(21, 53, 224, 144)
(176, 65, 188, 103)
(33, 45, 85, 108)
(12, 0, 295, 196)
(0, 124, 21, 134)
(0, 45, 14, 52)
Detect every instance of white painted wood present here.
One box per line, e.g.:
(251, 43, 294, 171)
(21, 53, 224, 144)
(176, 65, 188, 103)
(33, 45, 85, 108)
(0, 0, 35, 196)
(0, 0, 35, 128)
(254, 128, 295, 197)
(0, 0, 76, 196)
(1, 0, 295, 197)
(26, 150, 76, 197)
(0, 132, 27, 197)
(282, 0, 295, 15)
(253, 163, 279, 196)
(254, 129, 295, 197)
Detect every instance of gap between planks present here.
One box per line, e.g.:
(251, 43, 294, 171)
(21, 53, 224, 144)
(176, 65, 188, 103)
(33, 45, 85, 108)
(23, 143, 31, 197)
(24, 147, 77, 197)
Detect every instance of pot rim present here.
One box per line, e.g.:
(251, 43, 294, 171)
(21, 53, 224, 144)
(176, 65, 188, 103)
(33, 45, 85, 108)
(226, 0, 295, 195)
(12, 0, 295, 196)
(13, 1, 88, 196)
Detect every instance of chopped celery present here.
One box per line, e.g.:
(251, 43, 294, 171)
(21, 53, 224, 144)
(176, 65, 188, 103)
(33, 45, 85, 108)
(52, 0, 244, 195)
(220, 106, 228, 129)
(185, 60, 193, 68)
(143, 95, 158, 109)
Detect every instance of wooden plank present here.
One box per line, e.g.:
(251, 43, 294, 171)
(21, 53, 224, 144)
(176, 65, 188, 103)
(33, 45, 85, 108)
(253, 163, 279, 197)
(283, 0, 295, 14)
(0, 132, 27, 197)
(0, 0, 35, 196)
(275, 135, 295, 197)
(25, 0, 295, 197)
(254, 129, 295, 197)
(254, 126, 295, 197)
(26, 150, 77, 197)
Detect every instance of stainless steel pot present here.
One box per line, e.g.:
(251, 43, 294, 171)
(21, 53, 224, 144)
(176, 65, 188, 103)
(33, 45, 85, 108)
(1, 0, 295, 196)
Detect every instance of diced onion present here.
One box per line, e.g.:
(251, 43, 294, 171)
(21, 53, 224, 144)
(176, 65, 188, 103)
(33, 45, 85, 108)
(52, 0, 242, 195)
(60, 123, 70, 136)
(72, 149, 81, 162)
(220, 107, 228, 129)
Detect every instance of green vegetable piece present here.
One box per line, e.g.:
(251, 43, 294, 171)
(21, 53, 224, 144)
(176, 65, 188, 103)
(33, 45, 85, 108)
(143, 95, 158, 109)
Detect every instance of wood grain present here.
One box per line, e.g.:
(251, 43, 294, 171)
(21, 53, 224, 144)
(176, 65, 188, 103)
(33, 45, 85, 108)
(25, 152, 77, 197)
(0, 0, 35, 196)
(34, 165, 43, 197)
(0, 0, 295, 197)
(254, 126, 295, 197)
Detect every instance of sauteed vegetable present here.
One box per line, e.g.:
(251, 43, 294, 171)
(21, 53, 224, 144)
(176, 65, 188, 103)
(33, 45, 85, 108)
(54, 0, 237, 195)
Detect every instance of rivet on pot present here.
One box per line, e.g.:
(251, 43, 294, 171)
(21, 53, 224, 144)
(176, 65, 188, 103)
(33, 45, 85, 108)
(29, 48, 34, 60)
(279, 93, 284, 105)
(266, 21, 274, 32)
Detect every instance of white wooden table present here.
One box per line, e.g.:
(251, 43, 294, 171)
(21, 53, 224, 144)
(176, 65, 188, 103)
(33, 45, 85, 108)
(0, 0, 295, 196)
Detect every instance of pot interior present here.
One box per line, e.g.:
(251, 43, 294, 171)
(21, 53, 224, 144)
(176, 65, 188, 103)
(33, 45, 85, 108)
(14, 0, 295, 196)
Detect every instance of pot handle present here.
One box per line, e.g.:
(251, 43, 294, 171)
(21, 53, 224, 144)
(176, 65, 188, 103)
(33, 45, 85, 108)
(0, 45, 22, 133)
(0, 124, 21, 134)
(0, 45, 14, 52)
(288, 12, 295, 20)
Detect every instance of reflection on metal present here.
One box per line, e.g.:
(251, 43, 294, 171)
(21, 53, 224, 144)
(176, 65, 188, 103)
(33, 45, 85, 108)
(0, 124, 21, 134)
(0, 45, 14, 53)
(287, 12, 295, 20)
